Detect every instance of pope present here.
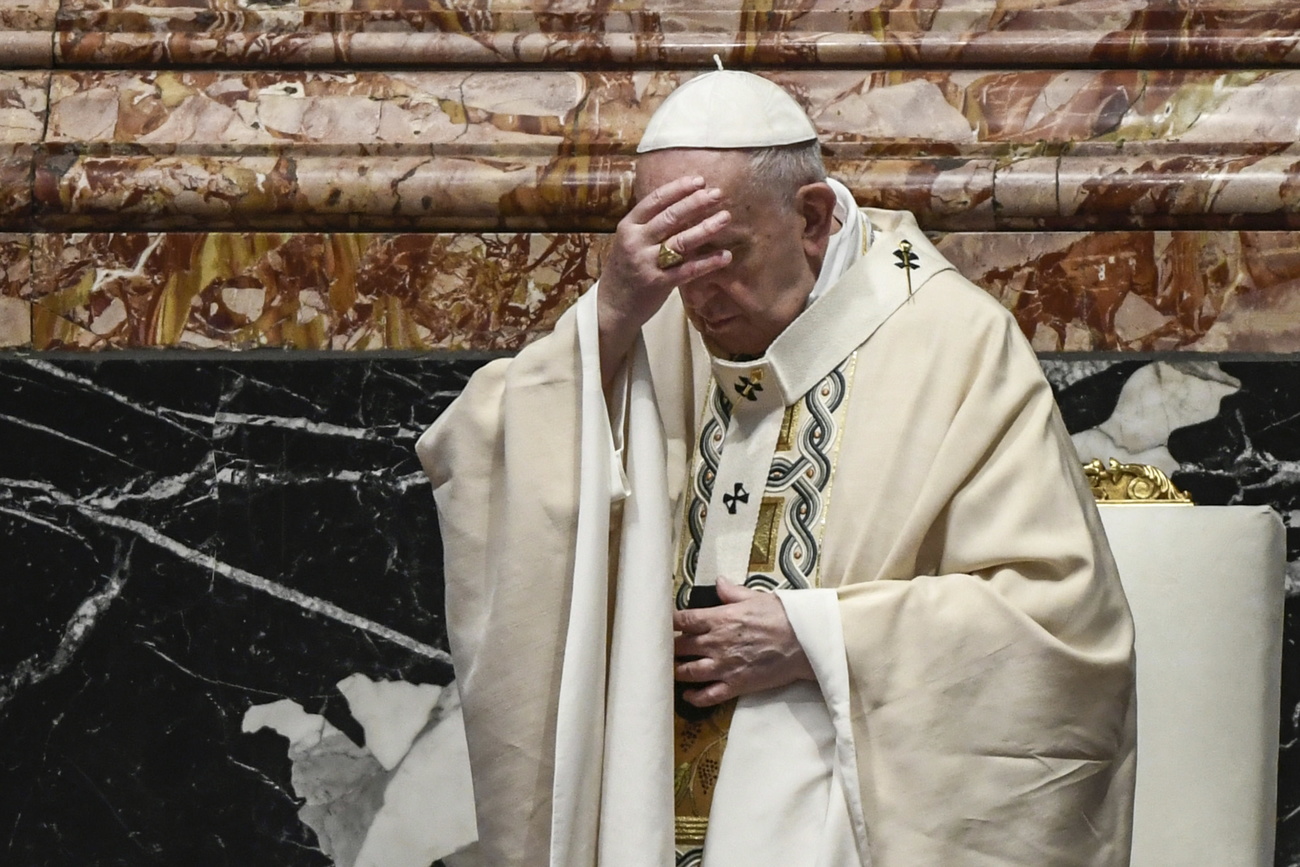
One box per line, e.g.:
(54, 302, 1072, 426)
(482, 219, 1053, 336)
(418, 68, 1136, 867)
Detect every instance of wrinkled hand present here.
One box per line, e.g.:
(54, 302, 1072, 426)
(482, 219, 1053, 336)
(673, 577, 815, 708)
(598, 176, 733, 386)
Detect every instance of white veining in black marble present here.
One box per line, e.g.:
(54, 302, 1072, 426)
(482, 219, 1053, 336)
(2, 353, 1299, 865)
(0, 355, 481, 866)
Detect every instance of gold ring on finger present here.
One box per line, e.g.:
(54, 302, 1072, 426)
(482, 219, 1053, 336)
(657, 242, 686, 270)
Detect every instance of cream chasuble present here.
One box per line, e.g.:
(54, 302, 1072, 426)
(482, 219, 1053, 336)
(417, 207, 1136, 867)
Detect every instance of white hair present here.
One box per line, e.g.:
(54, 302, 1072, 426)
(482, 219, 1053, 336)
(744, 140, 827, 209)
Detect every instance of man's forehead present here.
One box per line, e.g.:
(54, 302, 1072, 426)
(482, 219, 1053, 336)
(632, 148, 749, 196)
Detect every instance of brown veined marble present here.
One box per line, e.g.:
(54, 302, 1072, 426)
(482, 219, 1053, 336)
(936, 231, 1300, 351)
(30, 69, 1300, 231)
(28, 232, 602, 350)
(1, 72, 49, 225)
(51, 1, 1300, 68)
(32, 152, 638, 232)
(0, 72, 48, 147)
(28, 229, 1300, 354)
(996, 152, 1300, 230)
(0, 0, 56, 67)
(0, 234, 31, 348)
(42, 69, 1300, 156)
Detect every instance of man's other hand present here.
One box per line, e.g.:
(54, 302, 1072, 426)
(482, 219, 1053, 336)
(672, 577, 815, 708)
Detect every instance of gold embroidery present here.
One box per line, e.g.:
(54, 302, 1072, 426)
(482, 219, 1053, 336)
(675, 816, 710, 847)
(674, 700, 737, 846)
(749, 497, 782, 572)
(776, 401, 798, 451)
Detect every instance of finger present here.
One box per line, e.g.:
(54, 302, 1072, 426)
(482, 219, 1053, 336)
(660, 250, 732, 287)
(681, 680, 736, 708)
(626, 175, 707, 225)
(673, 607, 714, 635)
(674, 633, 712, 659)
(660, 209, 731, 262)
(646, 188, 725, 245)
(674, 657, 717, 683)
(715, 575, 759, 604)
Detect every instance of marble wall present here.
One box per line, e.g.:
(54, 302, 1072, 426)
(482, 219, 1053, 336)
(3, 2, 1300, 866)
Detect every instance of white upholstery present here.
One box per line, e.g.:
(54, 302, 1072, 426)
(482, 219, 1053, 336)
(1099, 504, 1285, 867)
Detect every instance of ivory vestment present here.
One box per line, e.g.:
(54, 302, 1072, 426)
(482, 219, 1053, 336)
(417, 208, 1136, 867)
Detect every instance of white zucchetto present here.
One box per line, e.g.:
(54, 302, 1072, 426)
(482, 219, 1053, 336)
(636, 70, 819, 153)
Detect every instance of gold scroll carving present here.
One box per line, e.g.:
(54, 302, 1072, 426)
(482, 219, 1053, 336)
(1084, 459, 1193, 504)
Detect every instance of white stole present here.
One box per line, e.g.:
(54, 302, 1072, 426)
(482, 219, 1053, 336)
(547, 207, 953, 866)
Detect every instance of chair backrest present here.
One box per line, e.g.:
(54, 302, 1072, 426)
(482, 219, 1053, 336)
(1098, 504, 1285, 867)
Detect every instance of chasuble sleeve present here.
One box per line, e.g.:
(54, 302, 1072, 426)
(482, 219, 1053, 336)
(822, 272, 1136, 866)
(415, 309, 586, 867)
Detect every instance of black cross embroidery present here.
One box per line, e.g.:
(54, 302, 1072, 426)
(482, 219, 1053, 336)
(722, 482, 749, 515)
(734, 377, 763, 401)
(894, 239, 919, 297)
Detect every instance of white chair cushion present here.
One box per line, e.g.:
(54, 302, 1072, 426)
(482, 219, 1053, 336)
(1099, 504, 1285, 867)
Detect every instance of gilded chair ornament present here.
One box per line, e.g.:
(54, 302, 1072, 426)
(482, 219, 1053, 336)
(1084, 459, 1193, 504)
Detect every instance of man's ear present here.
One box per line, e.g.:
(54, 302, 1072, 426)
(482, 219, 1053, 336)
(796, 181, 838, 259)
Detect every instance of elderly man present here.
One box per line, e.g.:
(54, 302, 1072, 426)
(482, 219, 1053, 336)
(418, 70, 1135, 867)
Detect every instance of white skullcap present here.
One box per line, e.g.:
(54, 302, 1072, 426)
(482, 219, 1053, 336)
(636, 69, 818, 153)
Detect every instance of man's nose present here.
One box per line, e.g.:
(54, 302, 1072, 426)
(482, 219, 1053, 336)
(679, 278, 721, 308)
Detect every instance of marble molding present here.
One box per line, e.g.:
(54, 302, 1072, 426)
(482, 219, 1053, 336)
(34, 1, 1300, 68)
(9, 229, 1300, 353)
(26, 232, 599, 351)
(1, 353, 1299, 865)
(0, 0, 55, 67)
(0, 68, 1293, 231)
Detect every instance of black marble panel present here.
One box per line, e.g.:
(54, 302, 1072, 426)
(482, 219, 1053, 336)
(2, 352, 1298, 866)
(0, 353, 489, 867)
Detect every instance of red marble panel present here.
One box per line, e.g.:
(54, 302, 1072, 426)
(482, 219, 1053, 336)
(52, 0, 1300, 68)
(0, 0, 56, 67)
(936, 230, 1300, 351)
(31, 69, 1300, 231)
(27, 229, 1300, 353)
(0, 234, 32, 348)
(42, 69, 1300, 156)
(28, 232, 602, 350)
(997, 153, 1300, 230)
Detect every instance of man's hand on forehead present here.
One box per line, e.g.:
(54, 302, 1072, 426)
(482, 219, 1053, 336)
(635, 175, 734, 272)
(596, 175, 733, 386)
